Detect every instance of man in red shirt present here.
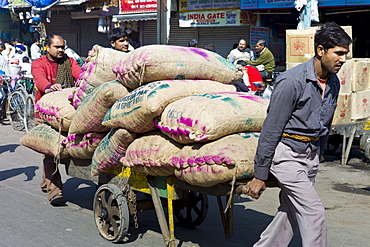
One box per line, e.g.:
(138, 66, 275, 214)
(32, 34, 81, 205)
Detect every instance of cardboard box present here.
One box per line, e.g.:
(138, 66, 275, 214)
(286, 62, 301, 70)
(286, 29, 316, 63)
(332, 92, 352, 125)
(286, 26, 353, 63)
(351, 90, 370, 120)
(352, 60, 370, 92)
(337, 59, 353, 94)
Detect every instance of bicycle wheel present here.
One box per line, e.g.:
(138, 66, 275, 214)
(24, 95, 35, 132)
(7, 90, 26, 131)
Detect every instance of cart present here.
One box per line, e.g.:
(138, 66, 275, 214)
(64, 157, 276, 246)
(327, 120, 370, 165)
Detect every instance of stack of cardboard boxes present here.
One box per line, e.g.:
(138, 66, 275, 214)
(286, 26, 370, 125)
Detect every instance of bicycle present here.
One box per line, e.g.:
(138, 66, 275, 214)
(0, 75, 35, 132)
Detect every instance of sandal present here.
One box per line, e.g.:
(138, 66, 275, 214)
(49, 193, 64, 205)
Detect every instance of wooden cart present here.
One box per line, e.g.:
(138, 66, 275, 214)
(327, 120, 370, 165)
(64, 158, 276, 246)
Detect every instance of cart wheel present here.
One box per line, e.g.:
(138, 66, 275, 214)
(173, 191, 208, 227)
(93, 184, 129, 243)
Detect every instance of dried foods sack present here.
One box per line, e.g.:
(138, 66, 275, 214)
(121, 131, 183, 176)
(20, 123, 69, 158)
(35, 88, 76, 132)
(112, 45, 243, 89)
(69, 81, 130, 134)
(73, 45, 129, 108)
(172, 132, 259, 187)
(157, 92, 269, 144)
(102, 80, 236, 132)
(91, 128, 136, 176)
(62, 132, 106, 159)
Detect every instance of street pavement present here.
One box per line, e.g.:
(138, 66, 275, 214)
(1, 123, 370, 247)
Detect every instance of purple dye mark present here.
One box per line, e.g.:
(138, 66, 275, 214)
(178, 117, 195, 127)
(187, 156, 197, 167)
(204, 156, 214, 164)
(195, 156, 206, 165)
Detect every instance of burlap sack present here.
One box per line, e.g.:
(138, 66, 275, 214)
(72, 45, 129, 108)
(172, 132, 259, 187)
(35, 88, 76, 132)
(157, 92, 269, 144)
(91, 128, 136, 176)
(120, 131, 183, 176)
(62, 132, 106, 159)
(112, 45, 243, 89)
(20, 123, 69, 158)
(69, 81, 130, 134)
(102, 80, 236, 132)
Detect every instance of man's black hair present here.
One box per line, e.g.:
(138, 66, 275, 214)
(108, 28, 129, 43)
(314, 22, 352, 56)
(188, 39, 198, 47)
(46, 34, 63, 46)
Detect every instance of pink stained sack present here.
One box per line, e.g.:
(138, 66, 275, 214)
(91, 128, 137, 176)
(35, 88, 76, 132)
(172, 132, 259, 187)
(112, 45, 243, 89)
(20, 123, 69, 159)
(120, 131, 183, 176)
(102, 79, 236, 133)
(156, 92, 269, 144)
(62, 132, 107, 159)
(72, 45, 130, 108)
(69, 81, 130, 134)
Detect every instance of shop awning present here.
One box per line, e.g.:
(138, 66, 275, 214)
(112, 12, 157, 22)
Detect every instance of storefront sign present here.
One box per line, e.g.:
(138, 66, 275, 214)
(179, 0, 240, 12)
(250, 26, 269, 48)
(241, 0, 348, 9)
(179, 10, 257, 27)
(119, 0, 157, 14)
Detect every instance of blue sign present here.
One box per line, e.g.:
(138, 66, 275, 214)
(240, 0, 258, 9)
(318, 0, 346, 6)
(258, 0, 295, 9)
(346, 0, 370, 5)
(241, 0, 359, 9)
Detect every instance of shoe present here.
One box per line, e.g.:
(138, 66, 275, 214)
(49, 193, 64, 205)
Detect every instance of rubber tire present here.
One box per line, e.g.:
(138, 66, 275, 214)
(7, 90, 26, 131)
(93, 184, 129, 243)
(173, 191, 209, 227)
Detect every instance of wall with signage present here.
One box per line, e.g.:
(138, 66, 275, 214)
(119, 0, 157, 13)
(240, 0, 370, 9)
(179, 10, 257, 27)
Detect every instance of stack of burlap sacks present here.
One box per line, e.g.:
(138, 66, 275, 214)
(21, 44, 269, 187)
(286, 26, 370, 126)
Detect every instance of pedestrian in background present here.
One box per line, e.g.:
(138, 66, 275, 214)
(108, 28, 134, 53)
(245, 39, 275, 81)
(30, 39, 42, 61)
(227, 39, 254, 65)
(246, 22, 352, 247)
(188, 38, 199, 48)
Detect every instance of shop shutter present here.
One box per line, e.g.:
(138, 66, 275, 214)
(45, 11, 78, 51)
(142, 20, 158, 45)
(168, 17, 197, 47)
(199, 26, 251, 58)
(79, 18, 111, 58)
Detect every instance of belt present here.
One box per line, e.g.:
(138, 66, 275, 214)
(282, 133, 320, 142)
